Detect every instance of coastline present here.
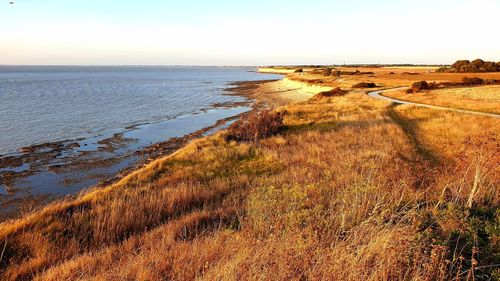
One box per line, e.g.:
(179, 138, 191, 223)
(0, 75, 280, 221)
(225, 77, 332, 107)
(0, 72, 326, 222)
(0, 109, 248, 221)
(1, 66, 499, 280)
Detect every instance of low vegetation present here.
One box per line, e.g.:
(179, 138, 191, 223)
(438, 59, 500, 73)
(386, 85, 500, 114)
(352, 82, 377, 88)
(309, 87, 347, 101)
(0, 64, 499, 280)
(407, 77, 500, 93)
(407, 81, 435, 93)
(226, 110, 283, 142)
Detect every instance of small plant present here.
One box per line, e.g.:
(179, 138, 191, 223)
(226, 110, 283, 142)
(406, 80, 438, 93)
(310, 87, 347, 101)
(352, 82, 377, 88)
(462, 77, 484, 86)
(436, 66, 449, 73)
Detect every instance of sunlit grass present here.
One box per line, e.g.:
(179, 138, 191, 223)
(384, 85, 500, 114)
(0, 72, 498, 280)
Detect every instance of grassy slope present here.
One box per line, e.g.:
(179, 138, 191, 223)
(0, 69, 499, 280)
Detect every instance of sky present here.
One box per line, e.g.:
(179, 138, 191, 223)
(0, 0, 499, 65)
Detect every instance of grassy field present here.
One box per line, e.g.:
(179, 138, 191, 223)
(383, 85, 500, 114)
(0, 66, 498, 280)
(285, 66, 500, 89)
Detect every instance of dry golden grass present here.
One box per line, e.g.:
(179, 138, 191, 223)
(0, 69, 498, 280)
(383, 86, 500, 114)
(285, 66, 500, 89)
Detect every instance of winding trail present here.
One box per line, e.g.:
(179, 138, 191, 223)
(368, 88, 500, 119)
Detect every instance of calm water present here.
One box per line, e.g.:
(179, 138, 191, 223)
(0, 66, 279, 155)
(0, 66, 281, 219)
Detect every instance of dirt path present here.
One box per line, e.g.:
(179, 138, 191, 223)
(368, 88, 500, 119)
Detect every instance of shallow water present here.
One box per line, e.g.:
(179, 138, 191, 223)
(0, 66, 281, 219)
(0, 66, 279, 155)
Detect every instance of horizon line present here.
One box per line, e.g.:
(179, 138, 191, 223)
(0, 63, 452, 67)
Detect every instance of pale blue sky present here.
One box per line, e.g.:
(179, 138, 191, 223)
(1, 0, 499, 65)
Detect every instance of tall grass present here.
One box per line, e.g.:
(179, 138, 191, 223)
(0, 90, 498, 280)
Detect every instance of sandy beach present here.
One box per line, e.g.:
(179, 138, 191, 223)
(231, 75, 333, 107)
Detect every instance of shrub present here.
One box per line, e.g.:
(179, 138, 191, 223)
(436, 67, 449, 73)
(407, 81, 439, 93)
(294, 68, 303, 73)
(483, 61, 498, 72)
(352, 82, 377, 88)
(462, 77, 484, 86)
(352, 71, 374, 75)
(310, 87, 347, 101)
(444, 59, 500, 73)
(471, 59, 485, 67)
(484, 79, 500, 84)
(323, 68, 333, 76)
(309, 69, 324, 74)
(412, 81, 430, 91)
(407, 80, 439, 93)
(340, 70, 361, 75)
(452, 60, 470, 68)
(226, 110, 283, 142)
(408, 77, 499, 93)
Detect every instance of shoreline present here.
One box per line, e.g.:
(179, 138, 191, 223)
(0, 72, 327, 222)
(0, 77, 282, 222)
(1, 65, 499, 280)
(0, 110, 248, 221)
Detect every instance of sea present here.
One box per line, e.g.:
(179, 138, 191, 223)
(0, 66, 281, 218)
(0, 66, 280, 155)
